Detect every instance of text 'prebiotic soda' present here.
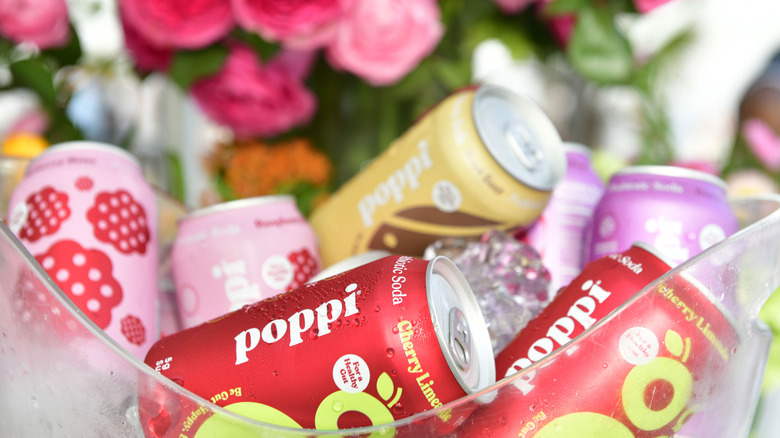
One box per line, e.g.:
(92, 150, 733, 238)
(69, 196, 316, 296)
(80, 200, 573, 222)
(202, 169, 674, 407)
(139, 255, 495, 437)
(309, 84, 566, 266)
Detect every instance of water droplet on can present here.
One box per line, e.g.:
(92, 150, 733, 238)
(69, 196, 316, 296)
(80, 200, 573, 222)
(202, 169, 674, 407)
(386, 348, 395, 358)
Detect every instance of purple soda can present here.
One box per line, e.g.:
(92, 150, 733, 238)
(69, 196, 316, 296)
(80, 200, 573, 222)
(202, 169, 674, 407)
(586, 165, 738, 266)
(518, 143, 605, 292)
(171, 195, 322, 329)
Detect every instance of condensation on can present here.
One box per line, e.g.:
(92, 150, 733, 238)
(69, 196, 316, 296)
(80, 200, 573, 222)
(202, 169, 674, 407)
(467, 241, 741, 438)
(140, 255, 496, 436)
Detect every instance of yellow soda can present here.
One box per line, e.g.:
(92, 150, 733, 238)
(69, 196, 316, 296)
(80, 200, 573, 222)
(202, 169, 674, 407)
(310, 84, 567, 267)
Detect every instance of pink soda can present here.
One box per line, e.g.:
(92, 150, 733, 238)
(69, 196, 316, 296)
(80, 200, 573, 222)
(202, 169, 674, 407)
(171, 195, 321, 329)
(586, 165, 738, 266)
(518, 142, 605, 292)
(7, 141, 159, 359)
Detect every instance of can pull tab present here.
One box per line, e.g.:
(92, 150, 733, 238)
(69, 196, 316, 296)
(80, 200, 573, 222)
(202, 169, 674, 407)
(449, 308, 471, 371)
(505, 122, 543, 171)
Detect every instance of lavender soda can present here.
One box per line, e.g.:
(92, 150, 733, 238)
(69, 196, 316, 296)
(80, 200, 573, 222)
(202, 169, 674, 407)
(519, 143, 605, 292)
(586, 165, 738, 266)
(7, 141, 158, 359)
(171, 195, 321, 329)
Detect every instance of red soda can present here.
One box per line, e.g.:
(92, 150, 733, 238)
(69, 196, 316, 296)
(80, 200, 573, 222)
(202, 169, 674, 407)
(171, 195, 321, 329)
(495, 243, 671, 371)
(6, 141, 158, 359)
(462, 244, 739, 437)
(140, 255, 495, 436)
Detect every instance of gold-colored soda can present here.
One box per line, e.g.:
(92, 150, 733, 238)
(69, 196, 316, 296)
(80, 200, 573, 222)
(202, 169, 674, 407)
(310, 84, 567, 267)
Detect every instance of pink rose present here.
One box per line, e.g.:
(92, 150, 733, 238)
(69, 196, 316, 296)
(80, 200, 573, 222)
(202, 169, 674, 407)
(537, 0, 575, 47)
(326, 0, 444, 86)
(492, 0, 538, 14)
(118, 0, 234, 50)
(190, 44, 316, 138)
(120, 15, 172, 73)
(0, 0, 69, 49)
(232, 0, 341, 49)
(743, 118, 780, 172)
(633, 0, 673, 14)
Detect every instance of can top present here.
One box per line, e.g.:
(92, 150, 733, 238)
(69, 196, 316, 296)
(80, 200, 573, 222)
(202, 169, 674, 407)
(183, 194, 297, 221)
(27, 141, 142, 172)
(472, 85, 566, 191)
(426, 256, 496, 394)
(564, 142, 593, 157)
(612, 165, 727, 192)
(308, 250, 391, 283)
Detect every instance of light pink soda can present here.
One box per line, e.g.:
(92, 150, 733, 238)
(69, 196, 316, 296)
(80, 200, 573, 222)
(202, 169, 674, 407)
(518, 143, 605, 292)
(171, 195, 321, 329)
(7, 141, 159, 359)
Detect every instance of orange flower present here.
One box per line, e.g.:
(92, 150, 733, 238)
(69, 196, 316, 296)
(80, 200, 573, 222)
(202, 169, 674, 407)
(208, 137, 333, 200)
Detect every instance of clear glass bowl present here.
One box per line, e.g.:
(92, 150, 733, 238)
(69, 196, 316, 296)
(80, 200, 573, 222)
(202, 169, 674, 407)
(1, 195, 779, 437)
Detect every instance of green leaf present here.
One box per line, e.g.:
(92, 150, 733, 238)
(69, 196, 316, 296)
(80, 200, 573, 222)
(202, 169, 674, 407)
(43, 24, 83, 67)
(376, 372, 394, 402)
(230, 28, 280, 61)
(567, 5, 633, 85)
(169, 45, 229, 90)
(45, 108, 83, 144)
(165, 151, 187, 203)
(433, 59, 471, 90)
(632, 28, 695, 94)
(9, 57, 57, 105)
(0, 37, 13, 57)
(546, 0, 590, 15)
(213, 173, 236, 201)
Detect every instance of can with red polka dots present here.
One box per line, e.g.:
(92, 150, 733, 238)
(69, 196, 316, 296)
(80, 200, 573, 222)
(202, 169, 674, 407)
(170, 195, 322, 329)
(7, 141, 159, 359)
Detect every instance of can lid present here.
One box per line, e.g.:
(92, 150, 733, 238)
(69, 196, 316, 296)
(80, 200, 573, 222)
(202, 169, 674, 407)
(27, 140, 142, 171)
(564, 142, 593, 157)
(472, 84, 566, 191)
(613, 165, 728, 192)
(308, 250, 391, 283)
(183, 195, 297, 220)
(426, 256, 496, 394)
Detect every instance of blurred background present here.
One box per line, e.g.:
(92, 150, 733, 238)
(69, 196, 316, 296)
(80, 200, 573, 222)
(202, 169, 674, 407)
(2, 0, 780, 434)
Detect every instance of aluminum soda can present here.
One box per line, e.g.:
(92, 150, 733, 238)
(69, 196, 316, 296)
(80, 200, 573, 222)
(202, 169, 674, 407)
(495, 243, 672, 372)
(139, 255, 495, 437)
(586, 165, 738, 266)
(171, 195, 321, 329)
(309, 84, 566, 266)
(517, 142, 605, 292)
(6, 141, 158, 359)
(461, 246, 739, 437)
